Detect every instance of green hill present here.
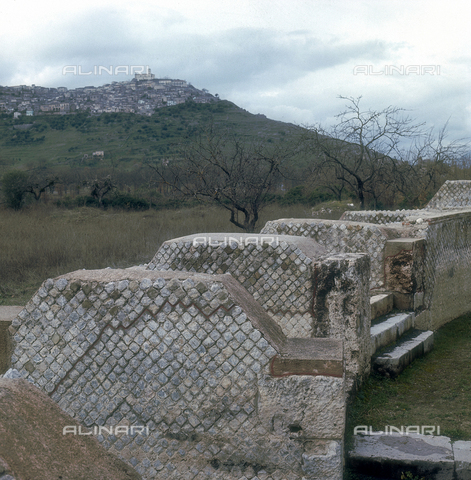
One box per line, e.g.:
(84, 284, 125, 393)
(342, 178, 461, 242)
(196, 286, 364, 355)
(0, 101, 305, 173)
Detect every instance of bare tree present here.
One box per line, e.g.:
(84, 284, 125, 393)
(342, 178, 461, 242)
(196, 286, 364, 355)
(147, 129, 296, 232)
(1, 170, 56, 208)
(306, 160, 350, 202)
(304, 96, 426, 209)
(87, 175, 116, 207)
(393, 121, 469, 205)
(26, 176, 56, 201)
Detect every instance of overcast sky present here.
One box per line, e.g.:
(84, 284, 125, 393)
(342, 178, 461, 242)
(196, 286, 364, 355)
(1, 0, 470, 141)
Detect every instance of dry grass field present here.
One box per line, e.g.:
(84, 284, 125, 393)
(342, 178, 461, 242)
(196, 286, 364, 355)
(0, 203, 313, 305)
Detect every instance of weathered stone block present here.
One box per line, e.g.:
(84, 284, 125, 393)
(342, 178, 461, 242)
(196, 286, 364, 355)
(453, 440, 471, 480)
(302, 440, 343, 480)
(312, 253, 371, 390)
(373, 330, 434, 377)
(349, 433, 455, 480)
(370, 312, 415, 356)
(370, 293, 394, 320)
(270, 337, 343, 378)
(258, 373, 345, 438)
(384, 238, 425, 310)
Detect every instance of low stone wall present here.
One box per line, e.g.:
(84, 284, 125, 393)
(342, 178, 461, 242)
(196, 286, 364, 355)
(7, 180, 471, 479)
(9, 268, 346, 480)
(147, 234, 371, 390)
(425, 180, 471, 210)
(339, 208, 471, 330)
(341, 210, 419, 225)
(261, 206, 471, 332)
(147, 234, 326, 338)
(339, 181, 471, 329)
(418, 211, 471, 329)
(332, 208, 471, 329)
(260, 219, 402, 290)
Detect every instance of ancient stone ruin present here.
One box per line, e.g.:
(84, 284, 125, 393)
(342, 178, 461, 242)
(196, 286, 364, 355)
(2, 179, 471, 479)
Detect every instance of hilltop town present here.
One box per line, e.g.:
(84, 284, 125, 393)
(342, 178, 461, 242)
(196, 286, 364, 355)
(0, 69, 218, 117)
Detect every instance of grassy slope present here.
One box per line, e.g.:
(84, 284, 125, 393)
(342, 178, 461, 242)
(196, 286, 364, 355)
(347, 313, 471, 442)
(0, 101, 304, 171)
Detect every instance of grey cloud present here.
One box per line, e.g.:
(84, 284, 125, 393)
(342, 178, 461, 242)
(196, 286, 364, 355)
(1, 3, 394, 91)
(157, 28, 392, 88)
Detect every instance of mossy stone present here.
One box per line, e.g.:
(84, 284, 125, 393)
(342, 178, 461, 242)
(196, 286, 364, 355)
(110, 291, 121, 300)
(82, 299, 93, 309)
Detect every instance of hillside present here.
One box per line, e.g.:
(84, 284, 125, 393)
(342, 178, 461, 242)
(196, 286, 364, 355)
(0, 100, 305, 173)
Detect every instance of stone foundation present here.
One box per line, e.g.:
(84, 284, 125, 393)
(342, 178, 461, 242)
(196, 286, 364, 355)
(9, 269, 346, 480)
(6, 179, 471, 479)
(147, 234, 371, 390)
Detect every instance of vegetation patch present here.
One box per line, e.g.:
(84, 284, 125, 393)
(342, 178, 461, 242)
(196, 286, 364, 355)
(0, 203, 313, 305)
(347, 313, 471, 443)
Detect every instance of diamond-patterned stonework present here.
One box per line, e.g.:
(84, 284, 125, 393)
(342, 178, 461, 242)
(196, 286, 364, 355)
(341, 181, 471, 224)
(148, 234, 370, 391)
(260, 220, 399, 290)
(281, 180, 471, 332)
(426, 180, 471, 210)
(420, 212, 471, 328)
(147, 234, 326, 338)
(10, 269, 345, 480)
(341, 210, 420, 225)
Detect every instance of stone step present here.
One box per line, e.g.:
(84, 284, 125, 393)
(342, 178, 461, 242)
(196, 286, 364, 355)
(370, 293, 394, 321)
(370, 312, 415, 356)
(348, 433, 457, 480)
(373, 329, 434, 378)
(0, 306, 23, 375)
(0, 306, 23, 322)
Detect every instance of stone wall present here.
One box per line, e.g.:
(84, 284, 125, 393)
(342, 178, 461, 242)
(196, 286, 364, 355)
(147, 234, 372, 390)
(260, 219, 402, 291)
(260, 181, 471, 332)
(341, 210, 419, 225)
(338, 204, 471, 331)
(9, 268, 346, 480)
(7, 179, 471, 479)
(425, 180, 471, 210)
(417, 211, 471, 329)
(147, 234, 326, 338)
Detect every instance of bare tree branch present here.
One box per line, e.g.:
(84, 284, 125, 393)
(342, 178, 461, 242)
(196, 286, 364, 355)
(146, 129, 297, 232)
(302, 96, 468, 209)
